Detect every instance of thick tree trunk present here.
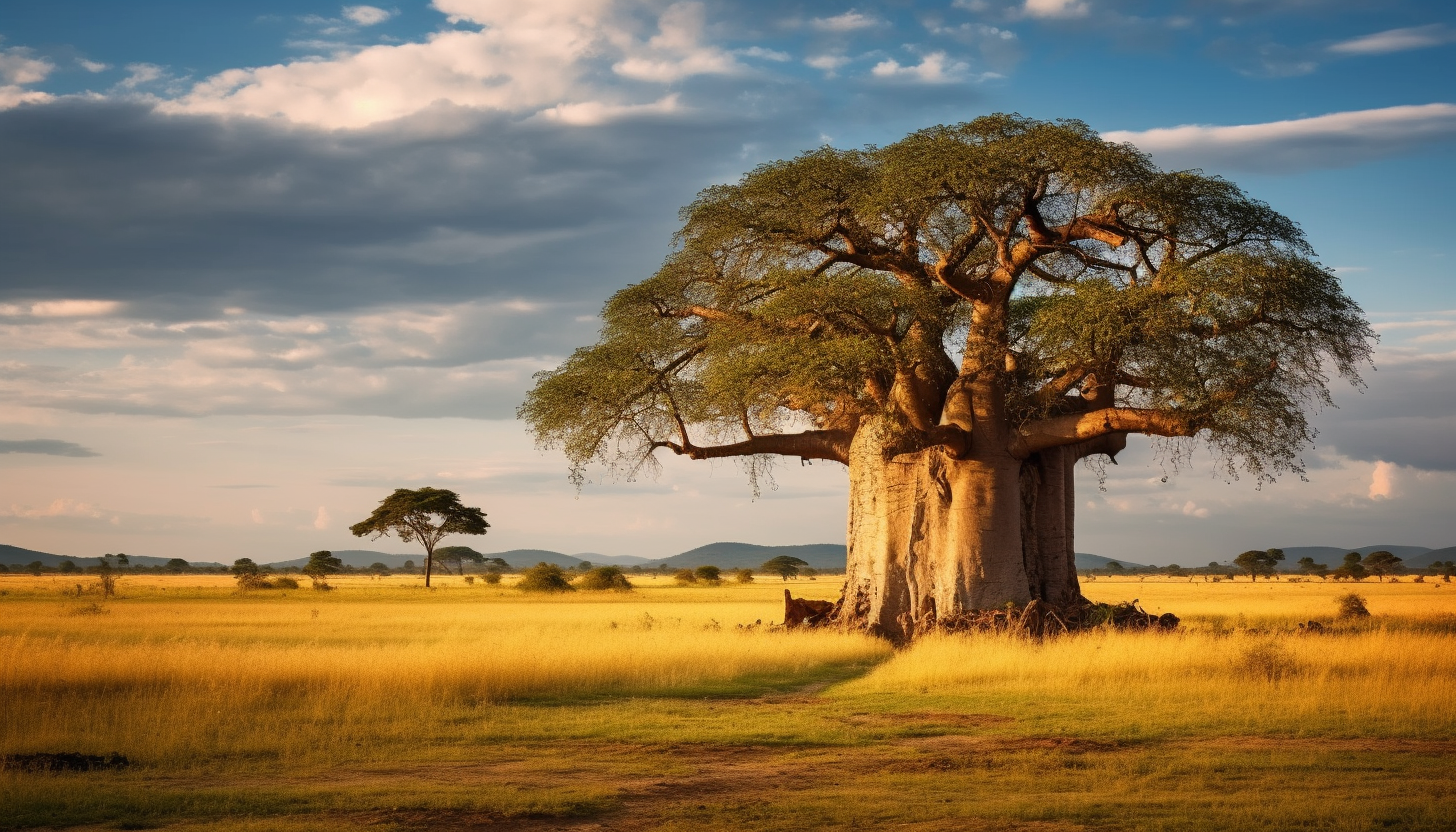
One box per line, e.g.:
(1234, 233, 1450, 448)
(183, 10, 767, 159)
(837, 419, 1030, 642)
(1019, 445, 1082, 608)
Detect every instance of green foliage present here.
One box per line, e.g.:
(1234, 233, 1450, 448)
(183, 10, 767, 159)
(517, 562, 575, 593)
(672, 568, 698, 585)
(435, 546, 485, 575)
(761, 556, 809, 581)
(482, 571, 503, 585)
(520, 113, 1374, 491)
(1361, 551, 1402, 581)
(575, 566, 634, 591)
(1333, 552, 1367, 582)
(1296, 557, 1329, 577)
(694, 565, 722, 583)
(1234, 549, 1285, 581)
(58, 559, 77, 574)
(349, 487, 490, 584)
(368, 562, 391, 575)
(302, 551, 343, 590)
(164, 559, 190, 574)
(732, 568, 755, 584)
(232, 558, 266, 590)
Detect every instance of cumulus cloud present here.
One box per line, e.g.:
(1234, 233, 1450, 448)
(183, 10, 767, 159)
(871, 52, 972, 83)
(810, 11, 883, 32)
(157, 0, 741, 129)
(1329, 24, 1456, 55)
(1022, 0, 1088, 19)
(342, 5, 396, 26)
(1368, 461, 1396, 500)
(805, 54, 850, 76)
(0, 439, 100, 457)
(1104, 103, 1456, 172)
(0, 46, 55, 109)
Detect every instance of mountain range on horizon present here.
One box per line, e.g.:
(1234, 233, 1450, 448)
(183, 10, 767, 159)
(4, 541, 1454, 572)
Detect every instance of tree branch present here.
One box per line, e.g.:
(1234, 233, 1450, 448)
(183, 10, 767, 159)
(1011, 407, 1197, 457)
(661, 429, 854, 465)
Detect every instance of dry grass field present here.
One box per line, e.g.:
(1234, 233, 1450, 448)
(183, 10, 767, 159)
(2, 571, 1454, 831)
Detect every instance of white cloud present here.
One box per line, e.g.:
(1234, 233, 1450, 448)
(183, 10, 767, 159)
(79, 59, 110, 73)
(534, 94, 680, 126)
(1329, 24, 1456, 56)
(26, 300, 125, 318)
(871, 52, 971, 83)
(342, 5, 396, 26)
(117, 63, 167, 90)
(1369, 461, 1396, 500)
(810, 11, 882, 32)
(0, 47, 55, 110)
(736, 46, 791, 62)
(805, 54, 850, 76)
(1104, 103, 1456, 172)
(0, 47, 52, 85)
(156, 0, 746, 129)
(611, 2, 742, 82)
(313, 506, 331, 529)
(1023, 0, 1089, 19)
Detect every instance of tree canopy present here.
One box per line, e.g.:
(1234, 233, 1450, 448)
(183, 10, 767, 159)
(522, 114, 1374, 490)
(762, 555, 809, 581)
(349, 487, 489, 587)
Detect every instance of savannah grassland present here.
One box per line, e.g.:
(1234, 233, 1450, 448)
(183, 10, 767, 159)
(2, 573, 1454, 831)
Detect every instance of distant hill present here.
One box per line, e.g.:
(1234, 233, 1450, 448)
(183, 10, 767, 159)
(1074, 553, 1147, 570)
(0, 544, 223, 569)
(1275, 545, 1432, 566)
(655, 542, 848, 570)
(1401, 546, 1456, 568)
(574, 552, 654, 566)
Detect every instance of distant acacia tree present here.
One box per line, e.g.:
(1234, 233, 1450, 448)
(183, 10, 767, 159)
(349, 488, 489, 587)
(1234, 548, 1284, 581)
(762, 556, 809, 581)
(435, 546, 486, 576)
(302, 551, 343, 590)
(1296, 556, 1329, 578)
(1361, 551, 1402, 582)
(232, 557, 267, 590)
(695, 565, 723, 583)
(93, 557, 120, 599)
(164, 558, 190, 574)
(521, 114, 1374, 641)
(1333, 552, 1367, 581)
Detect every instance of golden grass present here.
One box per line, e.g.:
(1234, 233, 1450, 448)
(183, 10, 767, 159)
(4, 572, 1454, 830)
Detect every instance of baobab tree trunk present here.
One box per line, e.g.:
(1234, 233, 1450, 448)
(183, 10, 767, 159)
(835, 421, 1126, 642)
(837, 419, 1030, 642)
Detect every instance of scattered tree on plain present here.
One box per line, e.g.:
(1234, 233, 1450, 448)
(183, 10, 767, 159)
(1296, 557, 1329, 578)
(303, 551, 343, 590)
(521, 114, 1375, 640)
(1333, 553, 1367, 581)
(517, 562, 574, 593)
(349, 487, 490, 587)
(1234, 548, 1284, 581)
(732, 568, 755, 584)
(576, 565, 634, 591)
(673, 568, 698, 585)
(94, 557, 120, 599)
(434, 546, 486, 575)
(164, 559, 190, 574)
(1336, 592, 1370, 619)
(1361, 551, 1402, 582)
(694, 565, 723, 583)
(232, 558, 267, 590)
(762, 556, 809, 581)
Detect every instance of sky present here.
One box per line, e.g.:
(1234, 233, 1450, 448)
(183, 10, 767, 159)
(1, 0, 1454, 565)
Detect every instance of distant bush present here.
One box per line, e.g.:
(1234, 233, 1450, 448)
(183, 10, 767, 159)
(694, 565, 722, 583)
(576, 565, 634, 591)
(732, 568, 755, 584)
(1336, 592, 1371, 619)
(517, 562, 575, 593)
(271, 576, 300, 589)
(482, 572, 502, 585)
(463, 575, 476, 585)
(672, 568, 698, 585)
(1237, 640, 1300, 682)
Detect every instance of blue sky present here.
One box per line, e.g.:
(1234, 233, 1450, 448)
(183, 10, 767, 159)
(1, 0, 1454, 563)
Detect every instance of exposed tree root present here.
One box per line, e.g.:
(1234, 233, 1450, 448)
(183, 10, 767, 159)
(785, 594, 1178, 639)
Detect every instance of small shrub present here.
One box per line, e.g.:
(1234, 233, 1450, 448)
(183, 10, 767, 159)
(463, 575, 476, 585)
(673, 568, 698, 585)
(1336, 592, 1371, 619)
(576, 565, 634, 591)
(270, 576, 300, 589)
(1237, 640, 1300, 682)
(733, 568, 755, 584)
(694, 565, 722, 583)
(517, 562, 575, 593)
(482, 572, 502, 585)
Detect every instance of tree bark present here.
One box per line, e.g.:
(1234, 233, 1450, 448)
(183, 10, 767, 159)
(837, 418, 1030, 642)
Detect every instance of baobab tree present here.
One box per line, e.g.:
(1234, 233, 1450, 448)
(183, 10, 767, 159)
(521, 114, 1374, 641)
